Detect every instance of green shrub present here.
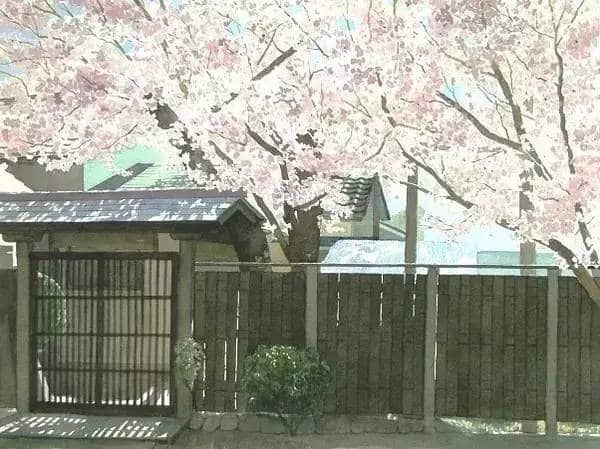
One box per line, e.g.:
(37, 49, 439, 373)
(240, 345, 330, 435)
(175, 337, 204, 410)
(37, 272, 67, 347)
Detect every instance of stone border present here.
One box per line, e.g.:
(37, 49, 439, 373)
(189, 411, 426, 434)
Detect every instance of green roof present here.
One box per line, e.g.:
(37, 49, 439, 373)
(84, 146, 168, 190)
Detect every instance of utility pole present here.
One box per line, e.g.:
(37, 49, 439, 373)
(405, 167, 419, 274)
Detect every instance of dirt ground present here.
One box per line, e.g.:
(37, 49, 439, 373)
(1, 430, 600, 449)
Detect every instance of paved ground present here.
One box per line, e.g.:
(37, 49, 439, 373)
(0, 410, 599, 449)
(1, 430, 600, 449)
(0, 414, 184, 443)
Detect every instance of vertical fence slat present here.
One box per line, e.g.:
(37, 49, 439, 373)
(491, 276, 505, 419)
(380, 274, 393, 414)
(336, 274, 349, 414)
(281, 273, 292, 344)
(592, 280, 600, 423)
(468, 275, 482, 417)
(224, 272, 238, 411)
(271, 273, 283, 346)
(400, 274, 414, 415)
(435, 275, 448, 416)
(292, 270, 306, 347)
(193, 272, 206, 409)
(413, 274, 426, 418)
(259, 271, 271, 348)
(346, 274, 360, 414)
(367, 275, 381, 414)
(247, 271, 261, 356)
(580, 282, 592, 422)
(204, 272, 217, 411)
(214, 272, 228, 411)
(317, 273, 328, 359)
(237, 271, 250, 411)
(423, 267, 438, 432)
(525, 276, 538, 419)
(536, 276, 547, 420)
(326, 274, 339, 414)
(357, 275, 371, 414)
(514, 276, 527, 419)
(546, 269, 558, 435)
(458, 275, 471, 418)
(557, 276, 568, 421)
(503, 276, 515, 420)
(567, 277, 581, 422)
(444, 275, 460, 417)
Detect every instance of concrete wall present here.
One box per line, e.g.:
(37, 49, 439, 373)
(8, 161, 83, 191)
(0, 243, 14, 268)
(350, 192, 376, 238)
(0, 269, 17, 407)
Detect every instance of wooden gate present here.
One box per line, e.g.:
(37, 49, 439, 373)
(30, 252, 178, 416)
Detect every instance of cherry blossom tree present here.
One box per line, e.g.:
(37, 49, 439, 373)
(0, 0, 599, 300)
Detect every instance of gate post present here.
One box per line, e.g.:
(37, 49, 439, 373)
(175, 239, 196, 419)
(15, 240, 33, 413)
(545, 268, 559, 436)
(423, 266, 439, 433)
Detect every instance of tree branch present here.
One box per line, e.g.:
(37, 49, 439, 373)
(252, 193, 289, 253)
(131, 0, 153, 21)
(395, 139, 476, 210)
(252, 47, 297, 81)
(490, 61, 552, 180)
(436, 91, 521, 150)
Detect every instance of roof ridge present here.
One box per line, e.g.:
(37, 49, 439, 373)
(0, 188, 244, 202)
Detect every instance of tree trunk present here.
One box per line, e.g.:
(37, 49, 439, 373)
(519, 169, 536, 275)
(572, 267, 600, 306)
(547, 238, 600, 305)
(284, 204, 323, 263)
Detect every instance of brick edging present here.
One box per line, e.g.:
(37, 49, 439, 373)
(189, 411, 426, 434)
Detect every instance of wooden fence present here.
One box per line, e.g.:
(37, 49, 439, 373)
(190, 264, 600, 434)
(557, 277, 600, 423)
(435, 275, 547, 420)
(316, 273, 426, 416)
(193, 271, 305, 412)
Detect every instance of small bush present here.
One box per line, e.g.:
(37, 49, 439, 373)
(175, 337, 204, 410)
(37, 272, 67, 347)
(240, 345, 330, 435)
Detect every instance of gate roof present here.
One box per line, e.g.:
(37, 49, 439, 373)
(0, 188, 264, 232)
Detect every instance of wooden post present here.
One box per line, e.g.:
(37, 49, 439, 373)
(15, 241, 32, 413)
(176, 239, 196, 418)
(405, 168, 418, 275)
(424, 266, 439, 433)
(305, 265, 318, 350)
(546, 267, 559, 436)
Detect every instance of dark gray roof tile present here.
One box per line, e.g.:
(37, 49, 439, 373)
(0, 189, 263, 227)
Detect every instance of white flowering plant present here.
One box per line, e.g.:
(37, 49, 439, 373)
(175, 337, 204, 409)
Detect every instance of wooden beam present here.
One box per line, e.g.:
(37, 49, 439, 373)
(16, 241, 32, 412)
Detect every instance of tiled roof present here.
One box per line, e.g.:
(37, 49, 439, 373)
(90, 164, 390, 221)
(336, 175, 390, 221)
(0, 189, 264, 227)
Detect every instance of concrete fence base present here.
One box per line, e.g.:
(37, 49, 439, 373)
(189, 411, 426, 434)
